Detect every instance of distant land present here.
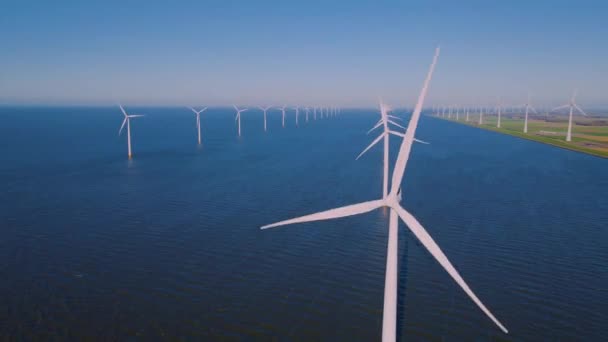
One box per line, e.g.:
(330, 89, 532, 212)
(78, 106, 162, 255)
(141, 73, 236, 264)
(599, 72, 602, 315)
(434, 114, 608, 158)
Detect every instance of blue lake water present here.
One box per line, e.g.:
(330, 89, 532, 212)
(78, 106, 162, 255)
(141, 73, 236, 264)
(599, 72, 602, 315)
(1, 106, 607, 340)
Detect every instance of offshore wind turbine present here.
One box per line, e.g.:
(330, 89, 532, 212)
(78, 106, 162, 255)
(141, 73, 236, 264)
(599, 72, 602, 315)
(279, 106, 287, 127)
(313, 107, 317, 120)
(465, 107, 470, 122)
(233, 105, 248, 136)
(261, 48, 507, 341)
(294, 107, 300, 126)
(478, 106, 484, 125)
(357, 100, 427, 198)
(552, 90, 588, 142)
(522, 95, 537, 134)
(189, 107, 207, 145)
(258, 106, 272, 132)
(118, 105, 144, 159)
(305, 107, 310, 122)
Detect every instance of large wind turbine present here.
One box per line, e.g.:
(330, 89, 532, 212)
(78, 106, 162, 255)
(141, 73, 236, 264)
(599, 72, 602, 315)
(189, 107, 207, 145)
(305, 107, 310, 122)
(118, 105, 144, 159)
(233, 105, 248, 136)
(258, 106, 272, 132)
(261, 48, 507, 341)
(522, 95, 537, 134)
(552, 90, 588, 142)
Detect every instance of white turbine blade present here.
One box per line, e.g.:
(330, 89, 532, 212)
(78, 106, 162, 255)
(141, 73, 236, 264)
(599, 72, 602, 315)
(414, 138, 430, 144)
(393, 205, 509, 334)
(367, 120, 383, 134)
(551, 104, 569, 112)
(529, 105, 538, 114)
(119, 104, 128, 117)
(574, 104, 588, 116)
(118, 118, 127, 135)
(200, 107, 208, 113)
(261, 199, 385, 230)
(387, 115, 401, 121)
(388, 130, 405, 138)
(189, 107, 197, 114)
(233, 105, 239, 111)
(387, 119, 406, 130)
(390, 47, 440, 195)
(235, 113, 239, 121)
(128, 114, 144, 118)
(356, 133, 385, 160)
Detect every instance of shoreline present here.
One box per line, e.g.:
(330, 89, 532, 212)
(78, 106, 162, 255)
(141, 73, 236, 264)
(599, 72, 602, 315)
(430, 115, 608, 159)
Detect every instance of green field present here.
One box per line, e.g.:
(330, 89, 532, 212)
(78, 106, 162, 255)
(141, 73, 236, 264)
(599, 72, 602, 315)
(436, 113, 608, 158)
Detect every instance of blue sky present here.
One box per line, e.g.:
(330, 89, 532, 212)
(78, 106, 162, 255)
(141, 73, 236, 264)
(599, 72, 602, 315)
(1, 0, 607, 107)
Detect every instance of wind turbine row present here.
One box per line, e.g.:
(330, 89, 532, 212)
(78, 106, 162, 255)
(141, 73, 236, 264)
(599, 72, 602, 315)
(261, 47, 508, 341)
(433, 90, 590, 142)
(117, 105, 341, 158)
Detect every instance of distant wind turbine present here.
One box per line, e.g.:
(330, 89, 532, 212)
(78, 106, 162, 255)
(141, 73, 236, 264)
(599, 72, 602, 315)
(294, 107, 300, 126)
(478, 106, 484, 125)
(189, 107, 207, 145)
(551, 90, 588, 142)
(261, 48, 507, 341)
(233, 105, 248, 136)
(258, 106, 272, 132)
(522, 95, 537, 134)
(305, 107, 310, 122)
(118, 105, 144, 159)
(496, 100, 502, 128)
(357, 100, 427, 198)
(279, 106, 287, 127)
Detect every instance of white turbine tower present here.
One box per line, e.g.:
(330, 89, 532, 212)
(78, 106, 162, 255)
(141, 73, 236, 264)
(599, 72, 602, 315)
(279, 106, 287, 127)
(294, 107, 300, 126)
(313, 107, 317, 120)
(465, 107, 470, 122)
(233, 105, 248, 137)
(552, 90, 588, 142)
(189, 107, 207, 145)
(522, 95, 537, 134)
(261, 48, 507, 341)
(497, 101, 502, 128)
(258, 106, 272, 132)
(305, 107, 310, 122)
(118, 105, 144, 159)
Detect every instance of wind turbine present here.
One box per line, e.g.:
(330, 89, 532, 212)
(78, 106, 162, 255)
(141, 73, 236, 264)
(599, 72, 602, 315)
(118, 105, 144, 159)
(305, 107, 310, 122)
(357, 100, 427, 198)
(465, 107, 470, 122)
(294, 107, 300, 126)
(522, 95, 537, 134)
(313, 107, 317, 120)
(233, 105, 248, 136)
(279, 106, 287, 127)
(261, 48, 507, 341)
(496, 100, 502, 128)
(258, 106, 272, 132)
(552, 90, 588, 142)
(479, 106, 484, 125)
(189, 107, 207, 145)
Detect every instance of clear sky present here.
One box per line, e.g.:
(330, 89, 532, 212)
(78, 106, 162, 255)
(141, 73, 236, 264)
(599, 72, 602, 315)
(1, 0, 607, 107)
